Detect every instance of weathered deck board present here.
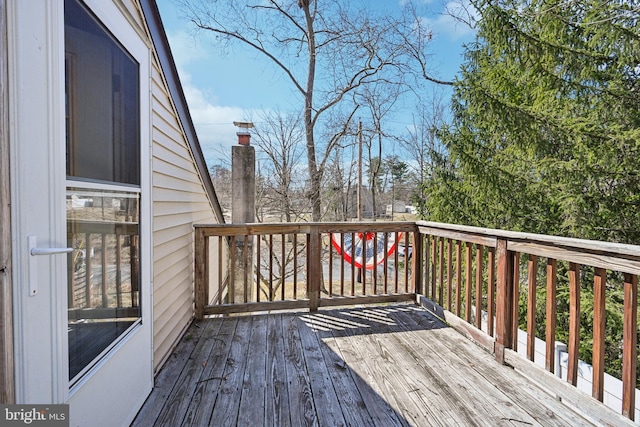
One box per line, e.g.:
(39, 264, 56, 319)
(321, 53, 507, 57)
(237, 316, 268, 427)
(207, 316, 252, 426)
(182, 317, 237, 426)
(133, 303, 600, 427)
(264, 314, 291, 427)
(281, 314, 318, 427)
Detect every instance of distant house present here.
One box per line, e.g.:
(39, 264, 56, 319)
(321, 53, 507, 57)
(0, 0, 224, 425)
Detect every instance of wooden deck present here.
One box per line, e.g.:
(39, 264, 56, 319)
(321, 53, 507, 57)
(132, 303, 598, 426)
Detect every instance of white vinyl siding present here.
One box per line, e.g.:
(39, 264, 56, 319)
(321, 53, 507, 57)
(120, 0, 221, 372)
(123, 0, 220, 371)
(150, 59, 219, 371)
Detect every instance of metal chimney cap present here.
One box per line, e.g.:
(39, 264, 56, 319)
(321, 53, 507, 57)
(233, 121, 254, 129)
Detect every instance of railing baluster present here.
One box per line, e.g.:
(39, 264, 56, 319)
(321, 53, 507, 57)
(101, 233, 107, 308)
(218, 236, 223, 305)
(372, 233, 378, 294)
(465, 242, 473, 323)
(447, 239, 453, 312)
(308, 225, 321, 311)
(394, 232, 399, 294)
(243, 235, 249, 303)
(293, 233, 298, 300)
(229, 236, 236, 304)
(328, 233, 334, 297)
(84, 233, 91, 306)
(339, 233, 344, 297)
(425, 234, 430, 297)
(280, 234, 285, 301)
(622, 273, 638, 420)
(361, 230, 366, 296)
(475, 244, 483, 330)
(383, 233, 389, 294)
(116, 234, 122, 307)
(431, 235, 437, 300)
(256, 235, 262, 303)
(487, 246, 495, 337)
(526, 255, 538, 362)
(411, 230, 423, 295)
(567, 262, 581, 386)
(592, 267, 606, 401)
(511, 252, 520, 352)
(545, 258, 557, 373)
(456, 240, 462, 317)
(402, 232, 409, 293)
(350, 232, 356, 297)
(268, 234, 273, 301)
(439, 237, 445, 306)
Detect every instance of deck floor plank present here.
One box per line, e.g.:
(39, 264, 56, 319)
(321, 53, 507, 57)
(133, 303, 602, 427)
(383, 306, 541, 426)
(264, 314, 292, 427)
(394, 306, 591, 427)
(281, 314, 320, 427)
(153, 318, 224, 427)
(131, 317, 212, 427)
(309, 328, 376, 427)
(182, 317, 238, 426)
(237, 315, 268, 427)
(327, 309, 451, 426)
(322, 312, 411, 427)
(207, 316, 252, 426)
(295, 315, 347, 427)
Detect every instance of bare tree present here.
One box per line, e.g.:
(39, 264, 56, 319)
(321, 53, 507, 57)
(401, 91, 448, 209)
(251, 109, 306, 222)
(357, 81, 403, 219)
(209, 163, 232, 216)
(177, 0, 448, 221)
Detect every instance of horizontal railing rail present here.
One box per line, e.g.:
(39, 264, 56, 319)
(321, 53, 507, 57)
(414, 220, 640, 424)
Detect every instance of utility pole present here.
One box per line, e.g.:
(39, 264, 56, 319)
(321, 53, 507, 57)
(356, 120, 363, 283)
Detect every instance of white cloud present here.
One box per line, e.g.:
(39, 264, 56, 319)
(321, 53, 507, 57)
(166, 30, 209, 66)
(422, 1, 478, 41)
(166, 30, 264, 166)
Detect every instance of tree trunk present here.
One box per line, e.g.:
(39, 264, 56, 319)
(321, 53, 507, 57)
(302, 4, 321, 221)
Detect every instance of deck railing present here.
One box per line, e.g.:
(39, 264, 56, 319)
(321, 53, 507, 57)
(194, 222, 420, 316)
(415, 221, 640, 423)
(194, 220, 640, 423)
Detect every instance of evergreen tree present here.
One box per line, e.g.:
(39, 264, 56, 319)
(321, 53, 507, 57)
(428, 0, 640, 244)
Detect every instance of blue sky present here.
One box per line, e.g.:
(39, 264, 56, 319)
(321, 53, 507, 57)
(155, 0, 477, 167)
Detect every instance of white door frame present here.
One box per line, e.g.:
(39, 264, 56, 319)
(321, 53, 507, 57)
(7, 0, 152, 424)
(0, 0, 15, 405)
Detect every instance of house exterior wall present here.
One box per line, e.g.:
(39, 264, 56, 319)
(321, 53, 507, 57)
(150, 63, 219, 369)
(124, 0, 222, 371)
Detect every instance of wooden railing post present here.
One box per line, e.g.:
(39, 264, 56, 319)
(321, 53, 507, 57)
(194, 227, 208, 320)
(412, 229, 423, 295)
(307, 225, 321, 311)
(495, 238, 514, 364)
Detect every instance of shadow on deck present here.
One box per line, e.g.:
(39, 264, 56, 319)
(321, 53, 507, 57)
(133, 303, 600, 426)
